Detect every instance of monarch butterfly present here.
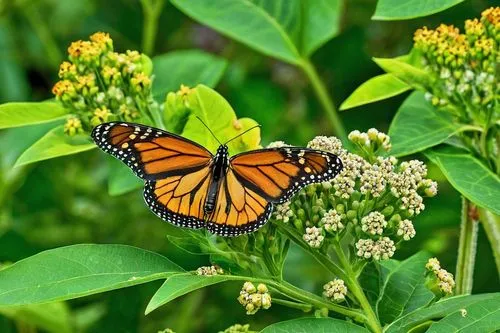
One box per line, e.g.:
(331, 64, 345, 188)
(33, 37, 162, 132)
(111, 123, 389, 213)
(91, 122, 343, 236)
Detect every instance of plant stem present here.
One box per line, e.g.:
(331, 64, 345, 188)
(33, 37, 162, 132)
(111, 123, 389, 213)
(455, 197, 479, 294)
(299, 59, 347, 141)
(333, 243, 382, 333)
(140, 0, 166, 55)
(478, 207, 500, 277)
(272, 298, 313, 312)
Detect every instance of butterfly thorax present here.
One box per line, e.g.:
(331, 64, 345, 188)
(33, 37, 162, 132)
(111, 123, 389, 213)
(204, 145, 229, 215)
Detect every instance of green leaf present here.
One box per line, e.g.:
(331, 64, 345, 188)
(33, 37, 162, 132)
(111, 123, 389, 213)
(340, 74, 410, 110)
(425, 147, 500, 215)
(260, 318, 370, 332)
(170, 0, 301, 64)
(372, 0, 465, 21)
(0, 302, 72, 333)
(388, 92, 464, 156)
(301, 0, 342, 56)
(0, 244, 184, 306)
(145, 273, 231, 314)
(152, 50, 228, 101)
(376, 252, 434, 325)
(373, 57, 429, 86)
(182, 85, 261, 154)
(385, 293, 500, 333)
(0, 102, 68, 129)
(107, 158, 143, 196)
(426, 296, 500, 332)
(14, 125, 96, 167)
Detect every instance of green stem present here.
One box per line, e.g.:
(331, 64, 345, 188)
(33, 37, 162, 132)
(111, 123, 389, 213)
(455, 197, 479, 294)
(140, 0, 166, 55)
(22, 2, 63, 69)
(272, 298, 313, 312)
(299, 59, 347, 141)
(478, 207, 500, 277)
(333, 243, 382, 333)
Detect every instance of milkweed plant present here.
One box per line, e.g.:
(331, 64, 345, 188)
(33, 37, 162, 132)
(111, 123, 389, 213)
(0, 4, 499, 333)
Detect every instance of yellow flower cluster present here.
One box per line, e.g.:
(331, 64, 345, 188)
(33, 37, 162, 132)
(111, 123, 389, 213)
(425, 257, 455, 296)
(413, 7, 499, 116)
(52, 32, 156, 135)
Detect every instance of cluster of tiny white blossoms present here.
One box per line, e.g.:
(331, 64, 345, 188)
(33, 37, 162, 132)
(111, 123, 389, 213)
(269, 129, 437, 261)
(323, 279, 348, 302)
(237, 282, 271, 315)
(52, 32, 157, 135)
(425, 257, 455, 295)
(196, 265, 224, 276)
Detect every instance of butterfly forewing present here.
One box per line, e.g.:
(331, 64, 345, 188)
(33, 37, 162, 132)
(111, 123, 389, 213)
(92, 122, 213, 180)
(230, 147, 343, 203)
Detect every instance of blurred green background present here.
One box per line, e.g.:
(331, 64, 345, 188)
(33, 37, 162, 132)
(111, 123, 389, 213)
(0, 0, 497, 332)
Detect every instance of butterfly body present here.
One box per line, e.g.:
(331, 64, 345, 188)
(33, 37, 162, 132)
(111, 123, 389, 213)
(92, 122, 343, 237)
(205, 145, 229, 214)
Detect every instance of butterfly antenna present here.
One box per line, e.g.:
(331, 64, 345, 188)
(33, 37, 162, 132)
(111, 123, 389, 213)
(195, 116, 222, 145)
(223, 124, 261, 145)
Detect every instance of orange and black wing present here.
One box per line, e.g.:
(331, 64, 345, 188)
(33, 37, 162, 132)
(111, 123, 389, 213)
(91, 122, 213, 180)
(230, 147, 343, 204)
(205, 147, 342, 236)
(206, 168, 273, 236)
(92, 122, 214, 230)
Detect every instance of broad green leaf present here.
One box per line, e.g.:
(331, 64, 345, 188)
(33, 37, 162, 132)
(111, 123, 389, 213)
(181, 85, 261, 154)
(388, 92, 464, 156)
(260, 318, 370, 332)
(358, 260, 397, 306)
(340, 74, 410, 110)
(145, 273, 231, 314)
(0, 302, 72, 333)
(107, 158, 143, 196)
(0, 244, 184, 306)
(170, 0, 301, 64)
(372, 0, 465, 21)
(373, 57, 429, 87)
(14, 125, 95, 167)
(0, 102, 68, 129)
(301, 0, 342, 56)
(376, 252, 434, 324)
(385, 293, 500, 333)
(426, 296, 500, 332)
(152, 50, 227, 101)
(425, 147, 500, 215)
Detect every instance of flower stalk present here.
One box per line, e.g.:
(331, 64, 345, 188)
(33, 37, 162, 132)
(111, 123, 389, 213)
(455, 198, 479, 294)
(299, 59, 347, 141)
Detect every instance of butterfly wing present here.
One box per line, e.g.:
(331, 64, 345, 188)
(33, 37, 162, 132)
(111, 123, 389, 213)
(91, 122, 213, 180)
(206, 168, 273, 236)
(92, 122, 214, 230)
(205, 147, 342, 236)
(230, 147, 343, 203)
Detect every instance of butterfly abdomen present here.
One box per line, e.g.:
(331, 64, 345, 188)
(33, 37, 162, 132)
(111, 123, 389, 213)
(204, 145, 230, 214)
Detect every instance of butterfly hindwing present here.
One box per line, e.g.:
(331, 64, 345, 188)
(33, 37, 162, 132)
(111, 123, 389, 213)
(230, 147, 343, 203)
(206, 169, 273, 236)
(91, 122, 213, 180)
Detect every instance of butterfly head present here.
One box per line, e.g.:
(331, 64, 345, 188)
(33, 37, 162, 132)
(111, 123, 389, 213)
(215, 144, 229, 158)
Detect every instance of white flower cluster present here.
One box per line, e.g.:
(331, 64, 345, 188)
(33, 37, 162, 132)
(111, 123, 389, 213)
(361, 211, 387, 235)
(426, 257, 455, 295)
(355, 237, 396, 260)
(307, 136, 345, 155)
(303, 226, 324, 248)
(323, 279, 348, 302)
(237, 282, 272, 315)
(320, 209, 344, 233)
(397, 219, 416, 240)
(273, 202, 293, 223)
(196, 265, 224, 276)
(348, 128, 392, 152)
